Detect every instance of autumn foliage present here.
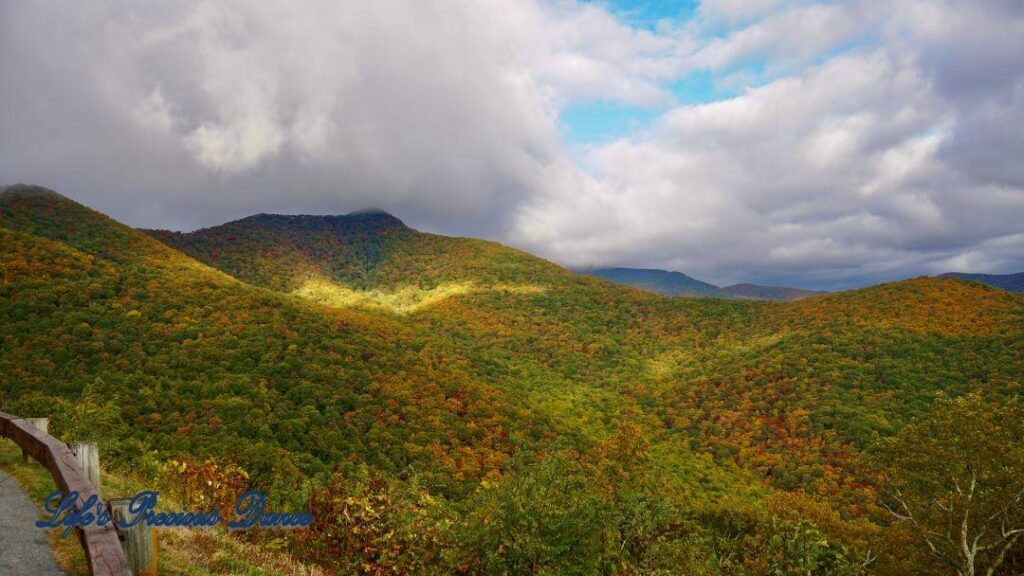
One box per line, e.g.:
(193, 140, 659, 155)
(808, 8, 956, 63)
(2, 185, 1023, 575)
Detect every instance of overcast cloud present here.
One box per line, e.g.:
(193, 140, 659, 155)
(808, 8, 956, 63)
(2, 0, 1023, 289)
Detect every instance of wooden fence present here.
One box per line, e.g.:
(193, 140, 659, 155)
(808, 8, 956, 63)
(0, 411, 132, 575)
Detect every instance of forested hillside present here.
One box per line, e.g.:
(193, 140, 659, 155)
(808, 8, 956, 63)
(148, 210, 574, 291)
(3, 185, 1023, 575)
(0, 186, 549, 493)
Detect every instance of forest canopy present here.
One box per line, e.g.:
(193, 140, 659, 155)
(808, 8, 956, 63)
(2, 185, 1022, 575)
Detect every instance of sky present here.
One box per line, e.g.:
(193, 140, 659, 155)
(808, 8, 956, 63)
(2, 0, 1023, 290)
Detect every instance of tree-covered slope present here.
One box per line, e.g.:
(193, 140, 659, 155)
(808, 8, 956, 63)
(4, 185, 1024, 574)
(1, 184, 192, 265)
(639, 277, 1024, 505)
(0, 186, 559, 494)
(141, 192, 1024, 511)
(147, 210, 578, 292)
(2, 187, 803, 574)
(0, 187, 773, 549)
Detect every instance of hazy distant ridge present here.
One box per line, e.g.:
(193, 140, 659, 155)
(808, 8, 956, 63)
(580, 267, 724, 298)
(582, 267, 822, 301)
(939, 271, 1024, 292)
(720, 283, 826, 301)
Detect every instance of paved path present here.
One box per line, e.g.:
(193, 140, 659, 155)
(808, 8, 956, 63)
(0, 470, 65, 575)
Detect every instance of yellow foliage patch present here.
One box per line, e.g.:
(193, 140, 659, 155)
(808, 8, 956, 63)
(291, 278, 544, 314)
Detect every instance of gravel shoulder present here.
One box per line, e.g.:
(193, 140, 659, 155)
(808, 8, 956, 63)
(0, 469, 65, 575)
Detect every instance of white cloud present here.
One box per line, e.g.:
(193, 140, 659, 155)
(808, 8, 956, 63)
(512, 34, 1024, 287)
(698, 0, 788, 25)
(131, 89, 177, 134)
(692, 2, 871, 72)
(2, 0, 1023, 287)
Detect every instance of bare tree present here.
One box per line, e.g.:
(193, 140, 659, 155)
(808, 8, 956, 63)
(871, 394, 1024, 576)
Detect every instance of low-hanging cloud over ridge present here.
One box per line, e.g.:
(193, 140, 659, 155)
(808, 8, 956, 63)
(1, 0, 1022, 289)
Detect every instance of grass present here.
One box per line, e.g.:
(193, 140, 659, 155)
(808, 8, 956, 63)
(0, 440, 324, 576)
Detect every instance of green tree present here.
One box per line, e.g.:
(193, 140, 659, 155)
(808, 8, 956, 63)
(870, 393, 1024, 576)
(766, 521, 870, 576)
(456, 455, 614, 576)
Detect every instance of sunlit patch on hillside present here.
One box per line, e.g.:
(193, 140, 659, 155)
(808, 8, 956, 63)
(648, 332, 786, 379)
(291, 278, 544, 314)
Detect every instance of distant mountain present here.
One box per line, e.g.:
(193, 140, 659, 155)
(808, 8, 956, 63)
(721, 283, 825, 302)
(582, 267, 822, 301)
(939, 271, 1024, 292)
(581, 267, 727, 298)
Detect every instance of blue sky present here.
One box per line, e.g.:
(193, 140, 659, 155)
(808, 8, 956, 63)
(560, 1, 705, 145)
(558, 70, 722, 145)
(555, 0, 775, 147)
(559, 1, 881, 149)
(594, 0, 700, 28)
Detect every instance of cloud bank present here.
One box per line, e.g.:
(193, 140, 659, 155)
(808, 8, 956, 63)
(1, 0, 1023, 288)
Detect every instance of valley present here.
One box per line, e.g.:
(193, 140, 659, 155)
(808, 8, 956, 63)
(2, 184, 1023, 575)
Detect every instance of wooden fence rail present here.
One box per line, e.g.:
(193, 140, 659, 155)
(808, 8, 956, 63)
(0, 411, 132, 576)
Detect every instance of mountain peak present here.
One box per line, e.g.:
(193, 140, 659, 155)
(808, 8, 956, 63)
(217, 208, 406, 232)
(348, 207, 393, 217)
(146, 207, 419, 292)
(1, 183, 69, 201)
(1, 183, 181, 263)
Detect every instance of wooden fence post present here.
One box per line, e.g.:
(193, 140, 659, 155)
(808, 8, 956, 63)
(68, 441, 101, 495)
(1, 411, 133, 575)
(22, 417, 49, 462)
(109, 498, 158, 576)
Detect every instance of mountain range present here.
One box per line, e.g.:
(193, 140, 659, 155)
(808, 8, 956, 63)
(581, 267, 826, 301)
(585, 268, 1024, 301)
(939, 271, 1024, 292)
(2, 184, 1023, 575)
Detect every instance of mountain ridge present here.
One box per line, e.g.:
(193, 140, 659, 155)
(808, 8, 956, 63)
(939, 270, 1024, 292)
(146, 206, 580, 296)
(721, 282, 826, 301)
(167, 208, 410, 234)
(582, 266, 823, 301)
(580, 266, 727, 298)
